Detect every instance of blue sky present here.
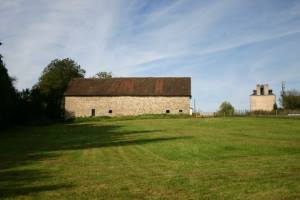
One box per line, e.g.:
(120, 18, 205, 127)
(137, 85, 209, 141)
(1, 0, 300, 111)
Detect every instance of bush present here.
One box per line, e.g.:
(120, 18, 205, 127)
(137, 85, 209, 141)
(280, 89, 300, 109)
(250, 110, 275, 115)
(217, 101, 234, 116)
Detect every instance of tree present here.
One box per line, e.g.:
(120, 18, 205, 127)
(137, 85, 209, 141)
(218, 101, 234, 116)
(273, 103, 278, 111)
(280, 89, 300, 109)
(15, 87, 46, 123)
(279, 81, 286, 108)
(37, 58, 85, 118)
(94, 71, 112, 79)
(0, 43, 17, 127)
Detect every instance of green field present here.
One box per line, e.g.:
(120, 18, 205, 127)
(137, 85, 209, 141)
(1, 117, 300, 199)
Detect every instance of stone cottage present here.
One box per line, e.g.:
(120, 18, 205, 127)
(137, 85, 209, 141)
(250, 84, 276, 111)
(64, 77, 191, 118)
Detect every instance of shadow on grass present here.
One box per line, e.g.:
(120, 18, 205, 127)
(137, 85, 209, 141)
(0, 169, 73, 198)
(0, 122, 192, 198)
(46, 123, 192, 151)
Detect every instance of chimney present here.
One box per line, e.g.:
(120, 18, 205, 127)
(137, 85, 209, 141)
(256, 84, 261, 95)
(263, 84, 269, 96)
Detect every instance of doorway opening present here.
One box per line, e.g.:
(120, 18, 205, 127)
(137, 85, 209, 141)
(91, 109, 95, 117)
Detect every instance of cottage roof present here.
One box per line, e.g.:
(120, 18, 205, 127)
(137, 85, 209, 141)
(64, 77, 191, 97)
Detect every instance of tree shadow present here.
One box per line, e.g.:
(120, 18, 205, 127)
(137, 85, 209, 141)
(0, 169, 73, 198)
(0, 122, 192, 198)
(43, 123, 191, 151)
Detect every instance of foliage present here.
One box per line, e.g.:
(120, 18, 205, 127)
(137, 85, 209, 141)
(74, 113, 191, 123)
(273, 103, 278, 110)
(94, 71, 112, 79)
(0, 117, 299, 199)
(250, 110, 276, 116)
(280, 89, 300, 109)
(1, 42, 86, 125)
(0, 50, 17, 127)
(217, 101, 235, 116)
(14, 87, 49, 124)
(36, 58, 85, 118)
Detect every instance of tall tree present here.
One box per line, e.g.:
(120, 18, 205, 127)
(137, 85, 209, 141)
(218, 101, 234, 116)
(15, 87, 46, 123)
(0, 42, 17, 126)
(37, 58, 85, 118)
(94, 71, 112, 79)
(280, 89, 300, 109)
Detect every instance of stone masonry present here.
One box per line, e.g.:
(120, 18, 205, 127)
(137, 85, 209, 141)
(250, 95, 276, 111)
(65, 96, 190, 118)
(250, 84, 276, 111)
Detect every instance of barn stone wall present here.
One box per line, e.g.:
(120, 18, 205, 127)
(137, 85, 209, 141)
(250, 95, 276, 111)
(64, 96, 190, 118)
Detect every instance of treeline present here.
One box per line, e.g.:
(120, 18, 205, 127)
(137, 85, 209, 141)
(1, 44, 112, 128)
(280, 90, 300, 109)
(1, 56, 86, 127)
(0, 51, 18, 126)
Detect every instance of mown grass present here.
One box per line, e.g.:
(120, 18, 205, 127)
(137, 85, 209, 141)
(0, 117, 299, 199)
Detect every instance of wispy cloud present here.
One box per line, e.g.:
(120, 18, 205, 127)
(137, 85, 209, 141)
(1, 0, 300, 111)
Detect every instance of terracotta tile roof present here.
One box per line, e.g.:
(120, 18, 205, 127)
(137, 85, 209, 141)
(64, 77, 191, 97)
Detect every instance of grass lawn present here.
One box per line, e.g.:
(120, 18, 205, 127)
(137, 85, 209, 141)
(0, 116, 300, 199)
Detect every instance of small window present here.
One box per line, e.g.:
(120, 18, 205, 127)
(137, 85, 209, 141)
(166, 110, 170, 113)
(269, 89, 273, 95)
(108, 110, 112, 114)
(179, 109, 183, 113)
(260, 86, 264, 95)
(91, 109, 95, 117)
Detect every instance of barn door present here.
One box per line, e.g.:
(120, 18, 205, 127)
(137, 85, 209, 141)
(91, 109, 95, 117)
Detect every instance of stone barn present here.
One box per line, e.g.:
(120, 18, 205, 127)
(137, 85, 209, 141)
(250, 84, 276, 111)
(64, 77, 191, 118)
